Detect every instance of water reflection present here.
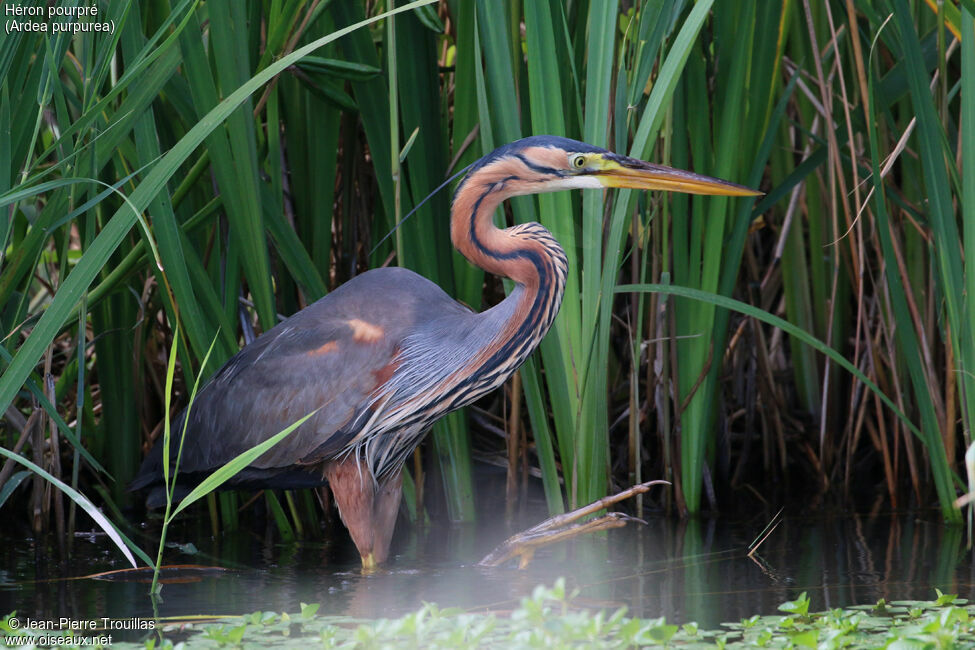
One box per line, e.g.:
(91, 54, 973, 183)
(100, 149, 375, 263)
(1, 509, 972, 631)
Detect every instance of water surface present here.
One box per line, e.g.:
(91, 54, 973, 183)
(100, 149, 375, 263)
(1, 506, 970, 636)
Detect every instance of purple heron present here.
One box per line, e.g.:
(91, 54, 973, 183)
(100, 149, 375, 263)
(131, 136, 759, 569)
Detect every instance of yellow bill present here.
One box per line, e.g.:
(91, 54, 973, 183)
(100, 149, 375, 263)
(592, 153, 762, 197)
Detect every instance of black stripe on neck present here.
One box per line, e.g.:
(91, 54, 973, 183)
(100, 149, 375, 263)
(514, 153, 563, 177)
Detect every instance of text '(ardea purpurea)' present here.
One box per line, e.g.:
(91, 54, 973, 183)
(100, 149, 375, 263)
(131, 136, 761, 569)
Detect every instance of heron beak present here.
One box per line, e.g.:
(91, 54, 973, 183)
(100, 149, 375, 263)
(592, 154, 762, 197)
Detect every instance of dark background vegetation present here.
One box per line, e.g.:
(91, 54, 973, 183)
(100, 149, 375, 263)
(0, 0, 972, 559)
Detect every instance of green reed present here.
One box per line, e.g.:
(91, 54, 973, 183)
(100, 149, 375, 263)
(0, 0, 970, 551)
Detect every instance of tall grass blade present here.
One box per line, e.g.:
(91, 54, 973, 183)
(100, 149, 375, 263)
(0, 0, 438, 419)
(0, 446, 148, 568)
(866, 13, 958, 520)
(962, 0, 975, 445)
(602, 0, 716, 512)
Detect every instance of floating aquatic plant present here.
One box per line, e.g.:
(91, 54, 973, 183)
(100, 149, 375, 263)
(4, 581, 972, 648)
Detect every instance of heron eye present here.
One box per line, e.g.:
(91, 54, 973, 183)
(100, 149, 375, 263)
(571, 154, 587, 169)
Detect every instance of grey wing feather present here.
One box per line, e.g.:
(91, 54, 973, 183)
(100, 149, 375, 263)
(179, 321, 389, 472)
(131, 267, 474, 493)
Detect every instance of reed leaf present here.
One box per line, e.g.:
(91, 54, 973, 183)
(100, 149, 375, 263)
(0, 0, 437, 419)
(0, 446, 149, 568)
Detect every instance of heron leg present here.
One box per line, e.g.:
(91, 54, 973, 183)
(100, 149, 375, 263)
(369, 469, 403, 565)
(323, 458, 402, 570)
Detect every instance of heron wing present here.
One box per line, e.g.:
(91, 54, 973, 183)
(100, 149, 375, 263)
(132, 267, 473, 491)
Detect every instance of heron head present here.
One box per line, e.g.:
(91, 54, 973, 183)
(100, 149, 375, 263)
(457, 135, 761, 199)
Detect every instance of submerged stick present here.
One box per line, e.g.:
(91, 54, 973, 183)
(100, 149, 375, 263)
(479, 479, 670, 569)
(747, 507, 785, 558)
